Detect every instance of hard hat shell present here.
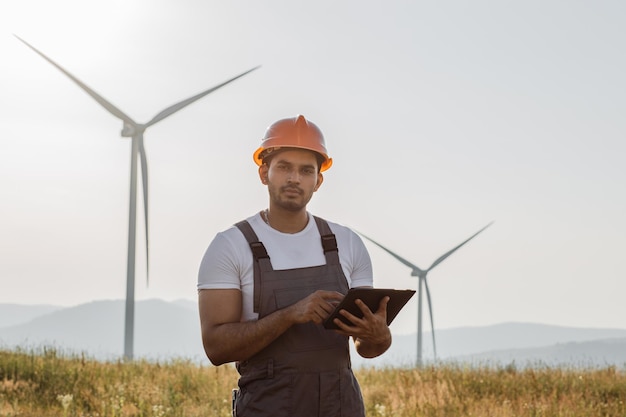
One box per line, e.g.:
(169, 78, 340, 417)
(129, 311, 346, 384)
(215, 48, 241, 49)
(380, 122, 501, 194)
(253, 115, 333, 172)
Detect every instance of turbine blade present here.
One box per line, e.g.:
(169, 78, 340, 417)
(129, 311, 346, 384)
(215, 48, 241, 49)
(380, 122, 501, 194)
(15, 35, 137, 126)
(144, 65, 261, 128)
(357, 231, 425, 274)
(426, 221, 493, 272)
(424, 278, 437, 360)
(138, 136, 149, 286)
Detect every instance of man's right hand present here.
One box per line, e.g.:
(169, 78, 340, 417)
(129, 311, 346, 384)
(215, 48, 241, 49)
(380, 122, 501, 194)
(287, 290, 345, 325)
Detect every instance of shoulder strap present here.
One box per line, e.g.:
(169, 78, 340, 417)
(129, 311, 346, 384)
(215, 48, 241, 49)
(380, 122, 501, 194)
(235, 220, 273, 313)
(313, 216, 340, 265)
(235, 220, 269, 260)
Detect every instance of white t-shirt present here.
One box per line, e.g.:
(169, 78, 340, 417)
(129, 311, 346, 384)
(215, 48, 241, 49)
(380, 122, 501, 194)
(198, 212, 373, 321)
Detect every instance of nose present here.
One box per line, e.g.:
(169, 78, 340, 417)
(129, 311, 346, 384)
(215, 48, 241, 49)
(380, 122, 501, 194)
(286, 170, 301, 184)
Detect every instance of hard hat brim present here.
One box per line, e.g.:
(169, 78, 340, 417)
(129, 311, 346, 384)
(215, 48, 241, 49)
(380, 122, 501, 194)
(253, 146, 332, 172)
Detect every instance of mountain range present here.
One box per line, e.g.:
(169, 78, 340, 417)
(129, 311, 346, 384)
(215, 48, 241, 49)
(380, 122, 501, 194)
(1, 299, 625, 369)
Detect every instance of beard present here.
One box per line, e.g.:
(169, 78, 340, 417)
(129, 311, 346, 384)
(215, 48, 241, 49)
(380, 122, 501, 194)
(268, 184, 314, 212)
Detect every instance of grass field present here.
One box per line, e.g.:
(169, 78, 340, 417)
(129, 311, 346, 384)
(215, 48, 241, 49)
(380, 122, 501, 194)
(1, 347, 625, 416)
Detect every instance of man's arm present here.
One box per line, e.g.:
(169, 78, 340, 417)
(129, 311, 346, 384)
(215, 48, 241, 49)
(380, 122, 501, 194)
(199, 288, 344, 365)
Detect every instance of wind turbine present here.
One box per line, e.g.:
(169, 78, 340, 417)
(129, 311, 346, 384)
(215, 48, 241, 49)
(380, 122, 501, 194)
(16, 35, 260, 360)
(359, 222, 493, 367)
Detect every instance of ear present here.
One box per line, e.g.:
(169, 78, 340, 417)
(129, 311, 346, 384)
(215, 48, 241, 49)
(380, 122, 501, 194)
(258, 164, 269, 184)
(314, 173, 324, 191)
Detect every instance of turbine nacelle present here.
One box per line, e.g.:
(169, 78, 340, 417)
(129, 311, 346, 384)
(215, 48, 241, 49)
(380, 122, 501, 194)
(121, 122, 145, 137)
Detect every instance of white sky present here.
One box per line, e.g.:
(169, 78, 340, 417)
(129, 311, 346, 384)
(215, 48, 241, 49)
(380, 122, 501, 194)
(1, 0, 624, 336)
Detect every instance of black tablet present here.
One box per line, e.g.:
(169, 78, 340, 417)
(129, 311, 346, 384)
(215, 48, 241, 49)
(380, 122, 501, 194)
(323, 287, 416, 330)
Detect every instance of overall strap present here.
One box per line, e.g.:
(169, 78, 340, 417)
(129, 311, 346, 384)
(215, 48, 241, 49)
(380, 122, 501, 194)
(313, 216, 340, 266)
(235, 220, 273, 313)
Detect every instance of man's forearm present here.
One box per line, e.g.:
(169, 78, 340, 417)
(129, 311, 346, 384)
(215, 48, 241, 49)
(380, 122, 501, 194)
(203, 307, 294, 365)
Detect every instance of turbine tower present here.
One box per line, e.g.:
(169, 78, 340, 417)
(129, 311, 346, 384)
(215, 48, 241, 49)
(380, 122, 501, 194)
(17, 35, 260, 360)
(359, 222, 492, 367)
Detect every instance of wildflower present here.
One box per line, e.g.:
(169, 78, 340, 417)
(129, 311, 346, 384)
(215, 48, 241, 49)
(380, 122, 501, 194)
(152, 404, 166, 417)
(57, 394, 73, 416)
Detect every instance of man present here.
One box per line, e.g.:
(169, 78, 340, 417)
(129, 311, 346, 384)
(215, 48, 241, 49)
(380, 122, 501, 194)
(198, 115, 392, 417)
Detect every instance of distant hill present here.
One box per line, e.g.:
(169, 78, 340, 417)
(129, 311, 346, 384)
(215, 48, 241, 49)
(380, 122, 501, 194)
(450, 337, 626, 368)
(1, 300, 625, 368)
(0, 304, 62, 328)
(354, 323, 626, 368)
(0, 299, 206, 362)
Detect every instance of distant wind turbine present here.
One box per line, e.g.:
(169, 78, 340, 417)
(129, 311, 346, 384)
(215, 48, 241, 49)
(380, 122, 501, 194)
(16, 35, 260, 360)
(359, 222, 493, 367)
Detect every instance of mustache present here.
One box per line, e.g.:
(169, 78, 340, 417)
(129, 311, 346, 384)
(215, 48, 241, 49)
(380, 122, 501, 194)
(281, 185, 303, 194)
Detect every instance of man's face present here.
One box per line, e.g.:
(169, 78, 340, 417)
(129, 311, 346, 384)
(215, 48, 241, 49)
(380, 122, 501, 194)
(261, 149, 323, 212)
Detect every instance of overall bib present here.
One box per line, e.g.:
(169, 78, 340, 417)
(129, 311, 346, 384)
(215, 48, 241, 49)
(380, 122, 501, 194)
(232, 216, 365, 417)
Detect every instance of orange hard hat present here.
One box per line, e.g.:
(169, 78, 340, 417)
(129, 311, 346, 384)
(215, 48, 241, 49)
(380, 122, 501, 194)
(253, 115, 333, 172)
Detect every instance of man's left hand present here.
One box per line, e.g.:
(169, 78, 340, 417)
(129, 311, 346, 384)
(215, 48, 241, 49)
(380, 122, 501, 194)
(332, 296, 392, 357)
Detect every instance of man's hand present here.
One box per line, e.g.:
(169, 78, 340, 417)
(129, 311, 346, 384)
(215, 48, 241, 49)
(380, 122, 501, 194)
(332, 296, 392, 358)
(287, 290, 345, 325)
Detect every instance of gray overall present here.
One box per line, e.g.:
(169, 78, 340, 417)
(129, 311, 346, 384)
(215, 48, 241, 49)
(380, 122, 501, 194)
(232, 216, 365, 417)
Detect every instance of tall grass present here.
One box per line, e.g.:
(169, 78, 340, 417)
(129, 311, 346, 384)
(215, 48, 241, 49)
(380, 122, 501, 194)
(1, 348, 625, 416)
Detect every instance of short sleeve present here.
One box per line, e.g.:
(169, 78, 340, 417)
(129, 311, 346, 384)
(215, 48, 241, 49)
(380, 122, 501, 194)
(346, 229, 373, 288)
(197, 231, 243, 290)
